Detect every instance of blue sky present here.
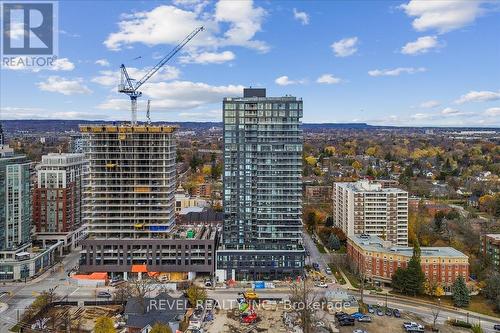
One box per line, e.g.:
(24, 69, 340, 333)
(1, 0, 499, 126)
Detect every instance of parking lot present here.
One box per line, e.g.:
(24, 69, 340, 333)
(337, 310, 471, 333)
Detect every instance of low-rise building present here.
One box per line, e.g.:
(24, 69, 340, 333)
(481, 234, 500, 271)
(124, 292, 187, 333)
(304, 185, 332, 203)
(79, 224, 219, 281)
(192, 182, 213, 198)
(347, 234, 469, 290)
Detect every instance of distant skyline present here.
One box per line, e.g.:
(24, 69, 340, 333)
(1, 0, 499, 127)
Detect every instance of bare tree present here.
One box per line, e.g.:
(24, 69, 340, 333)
(288, 279, 324, 333)
(431, 299, 441, 330)
(127, 277, 158, 313)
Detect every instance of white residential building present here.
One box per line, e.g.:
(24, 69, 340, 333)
(333, 180, 408, 246)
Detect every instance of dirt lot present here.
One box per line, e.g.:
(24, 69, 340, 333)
(337, 313, 470, 333)
(29, 305, 122, 332)
(205, 306, 289, 333)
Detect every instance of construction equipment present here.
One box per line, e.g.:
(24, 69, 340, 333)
(118, 26, 204, 125)
(146, 99, 151, 125)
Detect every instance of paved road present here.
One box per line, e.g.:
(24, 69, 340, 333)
(0, 250, 105, 332)
(302, 228, 329, 271)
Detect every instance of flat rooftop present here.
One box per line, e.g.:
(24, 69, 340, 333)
(485, 234, 500, 241)
(337, 180, 406, 193)
(349, 234, 467, 258)
(79, 124, 177, 133)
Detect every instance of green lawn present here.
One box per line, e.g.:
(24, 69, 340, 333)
(328, 264, 346, 285)
(342, 269, 361, 289)
(316, 242, 326, 254)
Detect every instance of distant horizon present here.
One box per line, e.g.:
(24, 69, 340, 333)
(1, 119, 499, 130)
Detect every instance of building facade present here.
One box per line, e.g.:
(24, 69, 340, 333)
(0, 147, 31, 250)
(79, 124, 182, 277)
(347, 234, 469, 290)
(216, 88, 305, 281)
(33, 153, 88, 252)
(333, 180, 408, 246)
(0, 130, 59, 281)
(481, 234, 500, 272)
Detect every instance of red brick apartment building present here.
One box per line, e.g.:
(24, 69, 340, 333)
(347, 234, 469, 290)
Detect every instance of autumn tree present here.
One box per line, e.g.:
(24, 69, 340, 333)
(150, 322, 173, 333)
(186, 284, 207, 307)
(94, 317, 116, 333)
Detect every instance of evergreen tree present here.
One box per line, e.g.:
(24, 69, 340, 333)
(393, 241, 425, 296)
(328, 234, 341, 251)
(452, 275, 470, 307)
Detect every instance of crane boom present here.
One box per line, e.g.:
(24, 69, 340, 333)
(118, 26, 204, 125)
(134, 26, 204, 90)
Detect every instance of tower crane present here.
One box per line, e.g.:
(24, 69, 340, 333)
(118, 26, 204, 125)
(146, 99, 151, 125)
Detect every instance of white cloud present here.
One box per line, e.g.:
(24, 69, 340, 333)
(179, 50, 235, 64)
(331, 37, 358, 57)
(293, 8, 309, 25)
(2, 57, 74, 71)
(368, 67, 427, 77)
(0, 107, 106, 120)
(178, 109, 221, 120)
(411, 113, 432, 120)
(316, 74, 341, 84)
(401, 36, 441, 55)
(9, 22, 25, 40)
(455, 90, 500, 104)
(97, 81, 244, 111)
(37, 76, 92, 95)
(215, 0, 268, 52)
(485, 107, 500, 117)
(51, 58, 75, 71)
(275, 76, 304, 86)
(95, 59, 110, 67)
(441, 107, 460, 115)
(92, 66, 180, 86)
(419, 100, 440, 108)
(105, 1, 268, 53)
(400, 0, 486, 33)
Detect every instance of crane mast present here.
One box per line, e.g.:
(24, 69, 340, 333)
(118, 26, 204, 125)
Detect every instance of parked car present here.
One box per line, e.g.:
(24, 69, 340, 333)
(325, 267, 332, 275)
(393, 308, 401, 318)
(350, 312, 364, 319)
(335, 311, 348, 319)
(403, 322, 424, 332)
(353, 330, 368, 333)
(205, 299, 215, 310)
(204, 279, 212, 287)
(97, 291, 112, 298)
(315, 282, 328, 288)
(493, 324, 500, 331)
(367, 305, 374, 313)
(358, 315, 372, 322)
(376, 309, 384, 316)
(314, 321, 326, 327)
(338, 318, 355, 326)
(385, 308, 393, 316)
(110, 279, 124, 287)
(312, 263, 320, 271)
